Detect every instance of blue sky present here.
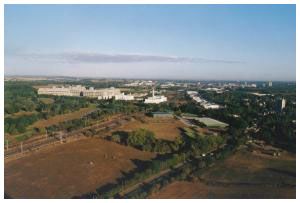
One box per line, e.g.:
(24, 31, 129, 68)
(4, 4, 296, 81)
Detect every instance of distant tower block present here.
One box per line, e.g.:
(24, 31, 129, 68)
(268, 81, 272, 87)
(281, 98, 286, 110)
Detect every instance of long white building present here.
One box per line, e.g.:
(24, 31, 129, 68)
(144, 89, 167, 104)
(187, 90, 221, 109)
(38, 85, 121, 98)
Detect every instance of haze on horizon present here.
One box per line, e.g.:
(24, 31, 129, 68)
(4, 4, 296, 81)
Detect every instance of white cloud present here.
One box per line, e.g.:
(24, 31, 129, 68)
(13, 51, 243, 64)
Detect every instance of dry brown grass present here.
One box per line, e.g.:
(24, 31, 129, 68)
(5, 138, 156, 198)
(32, 84, 64, 89)
(31, 106, 96, 128)
(116, 116, 187, 141)
(5, 111, 36, 119)
(149, 180, 295, 199)
(150, 149, 296, 199)
(39, 97, 54, 104)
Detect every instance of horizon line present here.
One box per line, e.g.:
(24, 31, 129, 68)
(4, 74, 296, 83)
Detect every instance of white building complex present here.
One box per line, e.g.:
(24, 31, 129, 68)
(124, 80, 154, 87)
(144, 89, 167, 104)
(187, 91, 221, 109)
(38, 85, 133, 100)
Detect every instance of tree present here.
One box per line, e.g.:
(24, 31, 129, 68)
(127, 128, 155, 149)
(111, 133, 121, 143)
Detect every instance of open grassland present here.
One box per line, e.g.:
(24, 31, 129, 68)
(32, 84, 64, 89)
(197, 117, 228, 128)
(150, 148, 295, 199)
(5, 138, 156, 198)
(192, 117, 228, 128)
(115, 116, 187, 141)
(5, 111, 37, 119)
(31, 106, 97, 128)
(39, 97, 54, 104)
(149, 180, 295, 199)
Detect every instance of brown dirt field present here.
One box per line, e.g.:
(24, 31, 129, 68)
(150, 149, 296, 199)
(200, 149, 296, 185)
(31, 106, 96, 128)
(5, 138, 156, 198)
(149, 181, 295, 199)
(115, 117, 187, 141)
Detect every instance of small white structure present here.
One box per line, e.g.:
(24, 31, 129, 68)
(144, 89, 167, 104)
(114, 93, 134, 101)
(202, 104, 220, 109)
(269, 81, 273, 87)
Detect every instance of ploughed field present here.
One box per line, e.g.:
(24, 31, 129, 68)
(5, 138, 155, 198)
(150, 148, 296, 199)
(115, 116, 186, 141)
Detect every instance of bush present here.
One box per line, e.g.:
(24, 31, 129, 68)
(127, 128, 155, 149)
(111, 133, 121, 143)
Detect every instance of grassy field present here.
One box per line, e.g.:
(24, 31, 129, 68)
(194, 117, 228, 128)
(32, 84, 64, 89)
(115, 116, 187, 141)
(30, 106, 97, 128)
(5, 111, 37, 119)
(39, 97, 54, 104)
(5, 138, 156, 198)
(150, 148, 296, 199)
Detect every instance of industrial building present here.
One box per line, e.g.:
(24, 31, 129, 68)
(144, 89, 167, 104)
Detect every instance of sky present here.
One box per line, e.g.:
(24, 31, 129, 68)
(4, 4, 296, 81)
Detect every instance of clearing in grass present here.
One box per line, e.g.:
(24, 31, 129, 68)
(115, 116, 187, 141)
